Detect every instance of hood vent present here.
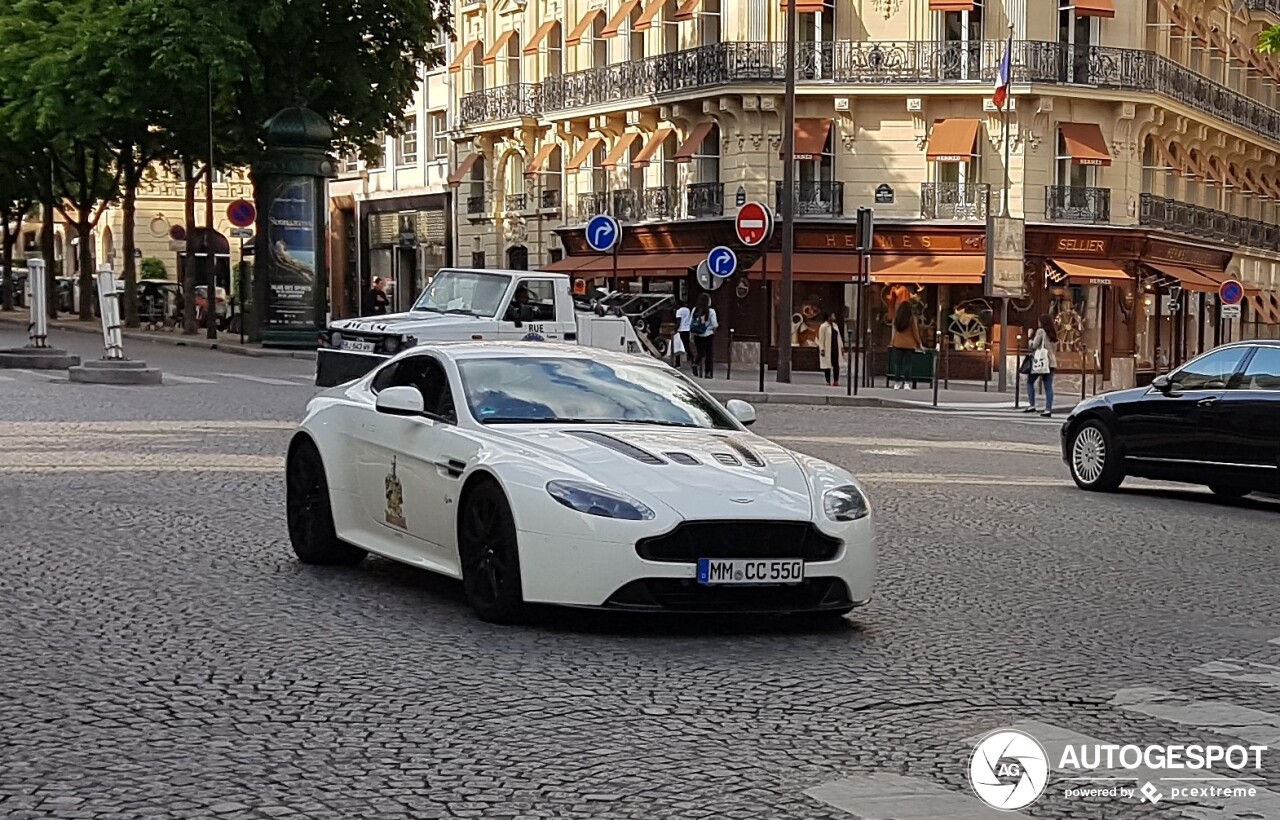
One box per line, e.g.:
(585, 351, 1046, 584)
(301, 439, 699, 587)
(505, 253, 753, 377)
(567, 431, 666, 465)
(712, 452, 741, 466)
(664, 452, 700, 465)
(717, 437, 766, 468)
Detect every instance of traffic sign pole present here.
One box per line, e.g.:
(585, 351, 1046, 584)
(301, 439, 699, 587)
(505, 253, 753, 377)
(734, 202, 775, 394)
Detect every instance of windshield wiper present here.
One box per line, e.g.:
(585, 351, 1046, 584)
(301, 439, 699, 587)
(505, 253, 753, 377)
(412, 305, 444, 314)
(444, 308, 479, 316)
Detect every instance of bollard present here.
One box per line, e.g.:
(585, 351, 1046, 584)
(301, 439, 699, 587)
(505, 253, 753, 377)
(983, 349, 991, 392)
(27, 258, 48, 348)
(1014, 334, 1022, 409)
(1080, 347, 1087, 402)
(932, 330, 941, 407)
(726, 328, 733, 380)
(943, 340, 950, 389)
(96, 266, 125, 360)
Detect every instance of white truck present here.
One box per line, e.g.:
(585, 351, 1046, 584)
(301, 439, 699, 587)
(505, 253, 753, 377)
(315, 268, 668, 387)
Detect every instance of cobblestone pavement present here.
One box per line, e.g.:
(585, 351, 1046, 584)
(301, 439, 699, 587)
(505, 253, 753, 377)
(2, 329, 1279, 820)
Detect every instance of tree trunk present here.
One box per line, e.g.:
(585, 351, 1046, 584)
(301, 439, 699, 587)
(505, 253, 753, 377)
(1, 219, 13, 311)
(41, 195, 56, 320)
(77, 212, 94, 320)
(121, 174, 140, 327)
(204, 162, 216, 337)
(182, 157, 198, 334)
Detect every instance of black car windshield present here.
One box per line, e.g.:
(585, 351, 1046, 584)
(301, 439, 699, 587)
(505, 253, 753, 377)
(412, 271, 510, 317)
(455, 356, 738, 429)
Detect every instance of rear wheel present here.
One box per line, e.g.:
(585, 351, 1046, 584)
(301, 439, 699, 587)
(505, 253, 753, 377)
(286, 439, 366, 566)
(1208, 485, 1253, 499)
(1068, 420, 1125, 492)
(457, 479, 527, 624)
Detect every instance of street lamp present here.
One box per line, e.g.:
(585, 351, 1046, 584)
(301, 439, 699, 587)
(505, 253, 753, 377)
(777, 0, 799, 383)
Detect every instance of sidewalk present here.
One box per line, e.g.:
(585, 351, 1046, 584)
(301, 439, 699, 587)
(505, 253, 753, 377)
(0, 311, 316, 361)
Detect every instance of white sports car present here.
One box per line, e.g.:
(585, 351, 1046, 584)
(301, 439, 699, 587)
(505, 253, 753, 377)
(286, 342, 876, 623)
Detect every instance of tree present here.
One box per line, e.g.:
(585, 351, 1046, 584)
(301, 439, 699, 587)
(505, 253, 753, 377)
(1259, 26, 1280, 54)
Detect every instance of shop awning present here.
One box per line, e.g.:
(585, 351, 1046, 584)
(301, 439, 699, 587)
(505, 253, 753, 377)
(1072, 0, 1116, 18)
(446, 153, 481, 187)
(672, 0, 700, 20)
(524, 143, 560, 176)
(781, 119, 833, 161)
(523, 21, 558, 54)
(756, 253, 858, 279)
(544, 252, 705, 277)
(929, 0, 976, 10)
(632, 128, 673, 167)
(633, 0, 664, 30)
(602, 132, 642, 167)
(1047, 259, 1132, 286)
(482, 31, 517, 64)
(601, 0, 641, 37)
(447, 39, 482, 73)
(870, 255, 985, 285)
(1247, 293, 1280, 325)
(1059, 123, 1112, 166)
(673, 122, 715, 162)
(565, 137, 603, 173)
(926, 118, 982, 162)
(1144, 263, 1221, 294)
(566, 9, 604, 46)
(781, 0, 827, 10)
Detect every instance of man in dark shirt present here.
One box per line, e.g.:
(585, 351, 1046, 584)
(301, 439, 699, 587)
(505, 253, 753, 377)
(364, 277, 389, 315)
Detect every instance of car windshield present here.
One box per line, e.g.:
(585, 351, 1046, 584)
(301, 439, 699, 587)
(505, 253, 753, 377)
(455, 356, 738, 429)
(411, 270, 510, 317)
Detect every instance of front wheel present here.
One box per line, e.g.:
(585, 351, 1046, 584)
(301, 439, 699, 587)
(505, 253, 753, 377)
(457, 479, 527, 624)
(286, 439, 366, 566)
(1209, 485, 1253, 499)
(1068, 420, 1125, 492)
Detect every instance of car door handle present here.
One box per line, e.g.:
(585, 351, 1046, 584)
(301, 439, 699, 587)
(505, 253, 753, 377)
(1197, 397, 1218, 407)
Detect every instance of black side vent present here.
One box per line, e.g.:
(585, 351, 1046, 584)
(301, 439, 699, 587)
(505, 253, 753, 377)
(664, 452, 700, 465)
(567, 431, 666, 465)
(712, 452, 741, 466)
(717, 436, 766, 468)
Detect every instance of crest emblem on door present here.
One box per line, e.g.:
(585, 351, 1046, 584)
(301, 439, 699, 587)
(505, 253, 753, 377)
(385, 456, 406, 529)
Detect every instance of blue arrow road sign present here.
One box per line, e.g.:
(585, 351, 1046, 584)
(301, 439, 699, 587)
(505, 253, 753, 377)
(585, 214, 621, 253)
(707, 245, 737, 278)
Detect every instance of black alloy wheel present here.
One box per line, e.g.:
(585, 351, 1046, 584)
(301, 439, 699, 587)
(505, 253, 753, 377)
(286, 439, 366, 566)
(457, 479, 527, 624)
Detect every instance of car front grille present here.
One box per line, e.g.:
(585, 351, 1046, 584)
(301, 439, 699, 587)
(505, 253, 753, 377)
(635, 521, 842, 564)
(604, 577, 853, 613)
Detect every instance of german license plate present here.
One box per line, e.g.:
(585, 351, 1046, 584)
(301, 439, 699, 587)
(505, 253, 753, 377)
(696, 558, 804, 585)
(341, 339, 375, 352)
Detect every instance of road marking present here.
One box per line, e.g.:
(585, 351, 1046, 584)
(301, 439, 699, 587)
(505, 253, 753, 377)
(1194, 660, 1280, 689)
(162, 374, 217, 385)
(1110, 687, 1280, 746)
(211, 372, 307, 386)
(0, 372, 14, 381)
(8, 368, 65, 381)
(805, 773, 1028, 819)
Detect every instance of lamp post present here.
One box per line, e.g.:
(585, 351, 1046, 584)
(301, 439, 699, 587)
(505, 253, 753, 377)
(777, 0, 799, 383)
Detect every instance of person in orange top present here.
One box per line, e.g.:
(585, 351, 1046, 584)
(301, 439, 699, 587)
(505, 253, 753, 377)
(889, 302, 924, 390)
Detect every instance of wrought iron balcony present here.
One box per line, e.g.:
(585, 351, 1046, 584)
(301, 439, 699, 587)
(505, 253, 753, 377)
(920, 182, 990, 221)
(575, 192, 610, 223)
(505, 192, 528, 212)
(1246, 0, 1280, 15)
(574, 187, 680, 223)
(687, 181, 724, 218)
(465, 195, 488, 216)
(1139, 194, 1280, 253)
(540, 188, 561, 210)
(457, 83, 542, 127)
(775, 181, 844, 218)
(536, 40, 1280, 149)
(1045, 186, 1111, 224)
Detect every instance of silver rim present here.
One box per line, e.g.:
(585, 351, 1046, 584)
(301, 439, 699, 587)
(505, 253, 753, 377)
(1072, 426, 1107, 485)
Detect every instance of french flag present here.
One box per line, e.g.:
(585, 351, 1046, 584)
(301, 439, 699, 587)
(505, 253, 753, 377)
(992, 42, 1011, 109)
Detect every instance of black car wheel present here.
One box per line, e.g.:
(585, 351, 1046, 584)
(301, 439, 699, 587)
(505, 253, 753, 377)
(286, 439, 366, 566)
(458, 479, 527, 624)
(1068, 420, 1125, 492)
(1208, 485, 1253, 499)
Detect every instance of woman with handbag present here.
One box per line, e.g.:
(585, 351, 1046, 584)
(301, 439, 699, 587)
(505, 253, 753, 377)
(690, 293, 719, 378)
(889, 302, 924, 389)
(817, 313, 844, 386)
(1024, 314, 1058, 417)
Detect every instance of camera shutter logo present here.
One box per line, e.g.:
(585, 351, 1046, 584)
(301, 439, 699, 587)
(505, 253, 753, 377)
(969, 729, 1050, 810)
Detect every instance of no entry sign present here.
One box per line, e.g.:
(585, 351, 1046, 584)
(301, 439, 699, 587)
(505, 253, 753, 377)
(735, 202, 774, 247)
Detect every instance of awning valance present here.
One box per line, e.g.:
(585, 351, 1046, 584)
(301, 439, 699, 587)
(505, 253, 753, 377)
(632, 128, 674, 167)
(1047, 259, 1132, 286)
(447, 153, 482, 187)
(781, 119, 833, 161)
(673, 122, 715, 162)
(1059, 123, 1112, 166)
(926, 118, 982, 162)
(929, 0, 976, 10)
(1072, 0, 1116, 18)
(1144, 263, 1221, 294)
(566, 9, 604, 45)
(870, 254, 985, 285)
(565, 137, 603, 173)
(781, 0, 828, 9)
(447, 40, 482, 73)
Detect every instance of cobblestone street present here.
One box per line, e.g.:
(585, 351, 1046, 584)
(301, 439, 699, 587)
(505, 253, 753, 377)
(2, 329, 1278, 820)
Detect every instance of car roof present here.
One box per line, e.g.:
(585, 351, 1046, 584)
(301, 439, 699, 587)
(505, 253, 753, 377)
(437, 267, 570, 281)
(405, 340, 669, 368)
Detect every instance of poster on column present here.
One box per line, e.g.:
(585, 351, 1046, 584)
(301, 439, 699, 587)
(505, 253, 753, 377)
(265, 177, 317, 330)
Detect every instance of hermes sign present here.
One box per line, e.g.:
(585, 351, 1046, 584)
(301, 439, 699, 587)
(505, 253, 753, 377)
(1146, 243, 1227, 270)
(804, 231, 985, 252)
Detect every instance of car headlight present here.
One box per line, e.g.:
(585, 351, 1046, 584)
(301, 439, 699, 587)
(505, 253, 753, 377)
(823, 485, 870, 522)
(546, 480, 655, 520)
(329, 331, 343, 347)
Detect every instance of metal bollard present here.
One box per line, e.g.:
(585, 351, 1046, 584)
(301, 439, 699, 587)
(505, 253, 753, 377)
(983, 349, 990, 392)
(932, 330, 941, 407)
(27, 258, 48, 348)
(96, 266, 125, 360)
(1081, 347, 1087, 401)
(1013, 334, 1022, 409)
(726, 328, 733, 379)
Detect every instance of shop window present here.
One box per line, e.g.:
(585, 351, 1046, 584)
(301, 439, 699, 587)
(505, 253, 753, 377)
(940, 0, 983, 81)
(396, 115, 418, 167)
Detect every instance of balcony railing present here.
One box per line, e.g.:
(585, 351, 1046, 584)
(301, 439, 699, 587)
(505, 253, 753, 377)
(465, 195, 488, 216)
(1246, 0, 1279, 15)
(536, 40, 1280, 148)
(540, 188, 561, 210)
(687, 181, 724, 218)
(576, 192, 610, 223)
(457, 83, 542, 127)
(1139, 194, 1280, 253)
(505, 192, 528, 212)
(920, 182, 990, 221)
(1046, 185, 1111, 223)
(775, 180, 844, 218)
(575, 187, 679, 223)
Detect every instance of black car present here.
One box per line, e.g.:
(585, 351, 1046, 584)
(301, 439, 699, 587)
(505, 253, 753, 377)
(1061, 340, 1280, 498)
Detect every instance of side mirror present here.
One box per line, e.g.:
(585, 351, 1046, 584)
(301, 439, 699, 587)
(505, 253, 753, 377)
(726, 399, 757, 427)
(1151, 374, 1172, 393)
(375, 385, 425, 416)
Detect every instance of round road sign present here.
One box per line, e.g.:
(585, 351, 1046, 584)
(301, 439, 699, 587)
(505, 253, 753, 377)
(706, 245, 738, 278)
(1218, 279, 1244, 306)
(585, 214, 621, 253)
(228, 199, 256, 229)
(735, 201, 774, 247)
(695, 261, 724, 291)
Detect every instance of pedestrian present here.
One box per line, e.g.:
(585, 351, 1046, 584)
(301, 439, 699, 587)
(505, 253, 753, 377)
(818, 312, 843, 386)
(364, 277, 389, 315)
(889, 301, 923, 389)
(1024, 314, 1059, 417)
(674, 299, 693, 370)
(690, 293, 718, 378)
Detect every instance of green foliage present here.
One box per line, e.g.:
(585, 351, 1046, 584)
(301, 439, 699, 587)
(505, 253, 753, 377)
(140, 257, 168, 280)
(1259, 25, 1280, 55)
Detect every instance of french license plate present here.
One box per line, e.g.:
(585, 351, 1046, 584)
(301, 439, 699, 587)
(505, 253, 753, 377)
(341, 339, 375, 352)
(696, 558, 804, 585)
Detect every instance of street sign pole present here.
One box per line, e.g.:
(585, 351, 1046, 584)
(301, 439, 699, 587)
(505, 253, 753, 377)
(759, 248, 768, 393)
(734, 202, 775, 395)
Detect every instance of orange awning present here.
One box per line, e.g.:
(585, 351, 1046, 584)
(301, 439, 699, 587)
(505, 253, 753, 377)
(673, 122, 715, 163)
(870, 255, 985, 285)
(926, 118, 981, 162)
(1048, 259, 1133, 286)
(566, 9, 604, 45)
(632, 128, 673, 167)
(672, 0, 700, 21)
(1144, 263, 1221, 294)
(447, 153, 481, 187)
(781, 119, 833, 161)
(544, 252, 705, 277)
(447, 40, 482, 73)
(633, 0, 664, 30)
(757, 254, 858, 279)
(1073, 0, 1116, 18)
(601, 0, 641, 38)
(482, 31, 517, 64)
(565, 137, 603, 173)
(523, 21, 558, 54)
(1059, 123, 1112, 166)
(1250, 292, 1280, 324)
(781, 0, 827, 9)
(524, 143, 560, 176)
(602, 133, 642, 167)
(929, 0, 976, 9)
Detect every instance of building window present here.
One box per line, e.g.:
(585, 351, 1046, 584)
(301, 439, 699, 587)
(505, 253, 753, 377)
(940, 0, 982, 80)
(397, 115, 418, 166)
(429, 111, 448, 159)
(693, 125, 721, 187)
(342, 154, 360, 174)
(1056, 132, 1096, 190)
(698, 0, 722, 47)
(471, 251, 486, 268)
(1058, 3, 1097, 84)
(797, 0, 835, 79)
(366, 133, 386, 171)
